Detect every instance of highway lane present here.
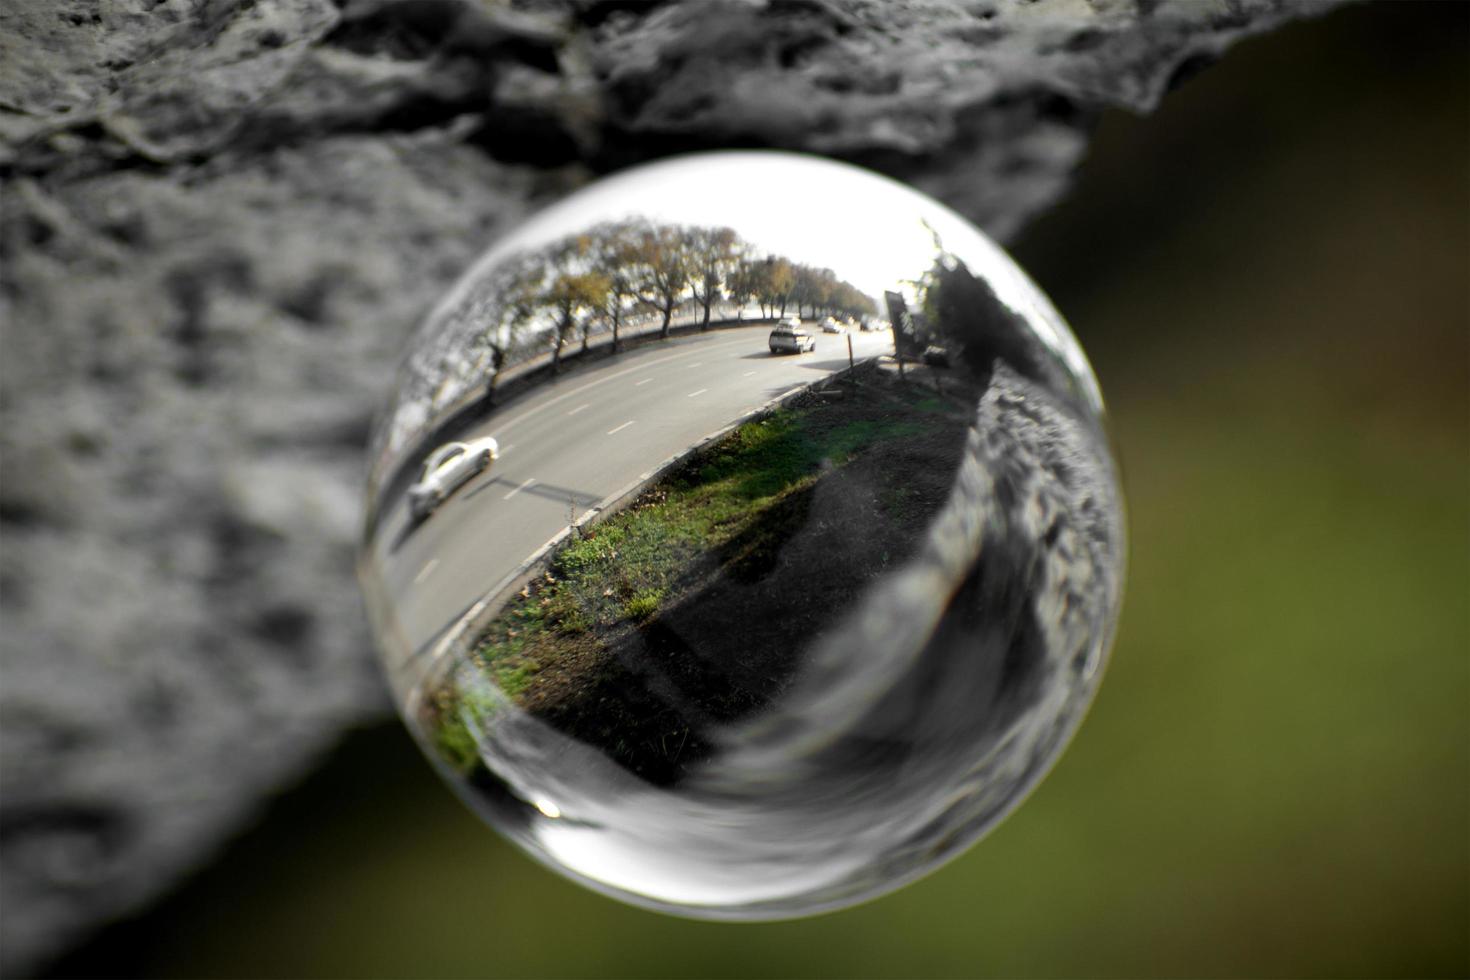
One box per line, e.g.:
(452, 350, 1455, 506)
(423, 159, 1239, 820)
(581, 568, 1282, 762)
(366, 322, 893, 670)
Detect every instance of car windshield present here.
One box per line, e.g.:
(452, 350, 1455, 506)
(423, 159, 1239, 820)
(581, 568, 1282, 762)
(423, 446, 464, 477)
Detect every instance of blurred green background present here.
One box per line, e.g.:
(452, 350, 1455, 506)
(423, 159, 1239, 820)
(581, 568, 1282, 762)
(48, 3, 1467, 977)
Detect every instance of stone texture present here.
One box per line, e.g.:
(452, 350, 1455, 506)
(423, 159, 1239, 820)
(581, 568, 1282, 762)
(0, 0, 1332, 972)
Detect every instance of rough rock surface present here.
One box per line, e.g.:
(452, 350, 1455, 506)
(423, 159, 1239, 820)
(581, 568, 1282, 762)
(0, 0, 1331, 971)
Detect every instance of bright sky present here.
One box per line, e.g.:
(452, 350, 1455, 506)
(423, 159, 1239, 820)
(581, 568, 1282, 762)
(428, 151, 1100, 408)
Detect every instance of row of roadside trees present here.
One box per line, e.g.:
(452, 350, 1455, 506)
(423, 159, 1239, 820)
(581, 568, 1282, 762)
(450, 220, 878, 399)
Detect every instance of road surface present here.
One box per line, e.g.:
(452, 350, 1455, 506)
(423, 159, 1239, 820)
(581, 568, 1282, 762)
(365, 322, 893, 678)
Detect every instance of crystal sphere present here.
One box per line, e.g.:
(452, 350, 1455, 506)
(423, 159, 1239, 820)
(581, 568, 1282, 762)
(359, 152, 1125, 919)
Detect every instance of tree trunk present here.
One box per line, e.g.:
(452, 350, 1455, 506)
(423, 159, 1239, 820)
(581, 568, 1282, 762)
(485, 345, 505, 405)
(660, 304, 673, 339)
(554, 312, 570, 372)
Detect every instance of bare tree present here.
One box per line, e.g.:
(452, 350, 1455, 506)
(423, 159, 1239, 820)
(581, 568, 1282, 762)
(462, 251, 542, 404)
(757, 256, 795, 317)
(789, 264, 818, 318)
(726, 257, 763, 318)
(686, 226, 741, 330)
(628, 223, 692, 339)
(589, 221, 640, 352)
(540, 236, 610, 373)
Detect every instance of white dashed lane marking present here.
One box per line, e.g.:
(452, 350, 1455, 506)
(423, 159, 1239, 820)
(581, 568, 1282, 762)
(504, 478, 537, 500)
(491, 338, 749, 434)
(413, 558, 439, 585)
(607, 421, 636, 435)
(567, 404, 589, 416)
(687, 389, 707, 398)
(635, 378, 653, 386)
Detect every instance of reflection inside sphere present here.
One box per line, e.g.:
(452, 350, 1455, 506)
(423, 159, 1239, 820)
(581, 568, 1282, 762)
(358, 152, 1125, 919)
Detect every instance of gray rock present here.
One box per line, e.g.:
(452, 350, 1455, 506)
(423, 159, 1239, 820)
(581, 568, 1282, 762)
(0, 0, 1333, 971)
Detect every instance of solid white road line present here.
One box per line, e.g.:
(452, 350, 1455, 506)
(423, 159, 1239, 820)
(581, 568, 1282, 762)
(567, 403, 589, 415)
(607, 420, 636, 435)
(504, 478, 537, 500)
(687, 388, 707, 398)
(413, 558, 439, 585)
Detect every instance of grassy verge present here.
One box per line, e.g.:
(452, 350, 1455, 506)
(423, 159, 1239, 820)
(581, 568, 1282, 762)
(423, 370, 977, 784)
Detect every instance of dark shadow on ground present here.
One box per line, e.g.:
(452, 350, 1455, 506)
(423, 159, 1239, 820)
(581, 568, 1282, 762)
(508, 480, 603, 509)
(795, 358, 861, 373)
(389, 466, 596, 553)
(459, 473, 601, 509)
(386, 468, 505, 553)
(387, 503, 424, 554)
(459, 472, 520, 503)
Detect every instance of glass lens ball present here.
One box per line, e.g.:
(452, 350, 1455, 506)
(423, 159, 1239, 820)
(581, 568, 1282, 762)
(359, 151, 1126, 919)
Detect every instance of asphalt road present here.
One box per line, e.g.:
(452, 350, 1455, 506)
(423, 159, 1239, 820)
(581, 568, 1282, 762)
(366, 322, 893, 676)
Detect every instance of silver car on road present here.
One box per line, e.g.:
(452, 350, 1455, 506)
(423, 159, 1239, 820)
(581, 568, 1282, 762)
(409, 437, 499, 519)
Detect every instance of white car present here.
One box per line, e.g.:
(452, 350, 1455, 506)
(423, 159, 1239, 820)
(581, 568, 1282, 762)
(409, 437, 498, 519)
(819, 317, 844, 333)
(769, 324, 816, 354)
